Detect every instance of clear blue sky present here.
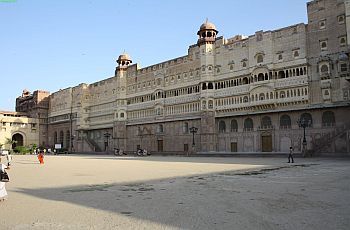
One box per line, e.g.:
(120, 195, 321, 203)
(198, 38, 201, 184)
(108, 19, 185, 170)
(0, 0, 308, 111)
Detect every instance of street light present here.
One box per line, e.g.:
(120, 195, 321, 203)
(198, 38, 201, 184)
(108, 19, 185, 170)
(297, 118, 311, 157)
(189, 126, 198, 147)
(70, 134, 75, 153)
(104, 132, 111, 151)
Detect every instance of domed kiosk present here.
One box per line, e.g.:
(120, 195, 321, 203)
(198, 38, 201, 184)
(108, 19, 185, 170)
(197, 19, 218, 45)
(117, 53, 132, 67)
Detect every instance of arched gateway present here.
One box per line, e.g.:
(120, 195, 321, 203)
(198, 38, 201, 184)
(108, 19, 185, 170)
(12, 133, 24, 149)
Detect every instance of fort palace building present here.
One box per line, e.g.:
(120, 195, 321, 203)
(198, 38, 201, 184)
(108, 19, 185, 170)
(12, 0, 350, 155)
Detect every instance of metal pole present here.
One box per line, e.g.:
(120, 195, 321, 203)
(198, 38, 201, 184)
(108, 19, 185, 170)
(192, 131, 195, 146)
(70, 99, 73, 152)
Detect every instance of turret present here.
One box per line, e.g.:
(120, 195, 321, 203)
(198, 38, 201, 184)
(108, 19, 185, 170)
(115, 53, 132, 75)
(197, 19, 218, 46)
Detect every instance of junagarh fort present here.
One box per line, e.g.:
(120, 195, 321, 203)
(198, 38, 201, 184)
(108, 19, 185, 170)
(1, 0, 350, 155)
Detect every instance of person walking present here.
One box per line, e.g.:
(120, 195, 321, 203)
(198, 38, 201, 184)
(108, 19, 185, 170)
(37, 150, 44, 164)
(6, 152, 12, 166)
(288, 146, 294, 163)
(0, 159, 9, 202)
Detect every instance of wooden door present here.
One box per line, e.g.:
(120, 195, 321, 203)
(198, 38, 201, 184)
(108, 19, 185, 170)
(157, 140, 163, 152)
(230, 142, 237, 152)
(262, 135, 272, 152)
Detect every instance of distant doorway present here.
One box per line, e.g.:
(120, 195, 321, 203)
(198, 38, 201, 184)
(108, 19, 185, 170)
(12, 133, 24, 149)
(184, 144, 189, 152)
(261, 135, 272, 152)
(230, 142, 237, 152)
(157, 140, 163, 152)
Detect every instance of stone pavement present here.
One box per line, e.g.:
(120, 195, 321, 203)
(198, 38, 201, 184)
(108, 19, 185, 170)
(0, 155, 349, 230)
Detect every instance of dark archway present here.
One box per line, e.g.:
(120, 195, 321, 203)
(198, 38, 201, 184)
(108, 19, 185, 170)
(12, 133, 24, 149)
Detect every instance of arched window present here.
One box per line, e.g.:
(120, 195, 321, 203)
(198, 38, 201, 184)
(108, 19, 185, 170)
(300, 113, 313, 127)
(243, 96, 249, 103)
(320, 64, 329, 73)
(280, 115, 291, 128)
(257, 54, 263, 63)
(293, 50, 299, 58)
(120, 112, 125, 118)
(278, 71, 285, 78)
(244, 118, 254, 131)
(59, 131, 64, 145)
(219, 120, 226, 133)
(208, 100, 213, 109)
(231, 119, 238, 132)
(259, 93, 265, 100)
(258, 73, 264, 81)
(322, 111, 335, 127)
(280, 91, 285, 98)
(261, 116, 272, 128)
(157, 124, 164, 133)
(208, 82, 213, 89)
(242, 77, 249, 84)
(183, 122, 189, 133)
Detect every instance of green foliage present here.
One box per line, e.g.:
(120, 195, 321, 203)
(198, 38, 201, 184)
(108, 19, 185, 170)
(5, 137, 16, 145)
(14, 146, 30, 155)
(29, 144, 38, 153)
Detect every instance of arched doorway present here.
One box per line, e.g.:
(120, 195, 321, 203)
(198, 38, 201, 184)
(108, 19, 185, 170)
(12, 133, 24, 149)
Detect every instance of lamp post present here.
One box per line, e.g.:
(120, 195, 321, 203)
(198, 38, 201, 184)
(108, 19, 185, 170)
(297, 118, 311, 157)
(104, 132, 111, 152)
(70, 135, 75, 153)
(189, 126, 198, 147)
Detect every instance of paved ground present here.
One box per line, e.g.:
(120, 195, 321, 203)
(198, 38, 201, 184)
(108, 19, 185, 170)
(0, 155, 349, 230)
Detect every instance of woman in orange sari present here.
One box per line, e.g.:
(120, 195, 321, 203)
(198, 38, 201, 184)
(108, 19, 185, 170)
(37, 151, 44, 164)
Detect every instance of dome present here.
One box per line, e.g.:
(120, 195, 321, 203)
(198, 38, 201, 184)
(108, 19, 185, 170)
(118, 53, 131, 61)
(197, 19, 218, 37)
(199, 21, 217, 31)
(117, 52, 132, 65)
(339, 52, 348, 61)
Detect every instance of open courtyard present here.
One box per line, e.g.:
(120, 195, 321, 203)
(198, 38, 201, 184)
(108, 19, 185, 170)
(0, 154, 349, 230)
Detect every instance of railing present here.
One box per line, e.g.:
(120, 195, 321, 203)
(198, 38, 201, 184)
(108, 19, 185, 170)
(258, 125, 274, 130)
(312, 123, 350, 153)
(83, 137, 102, 152)
(322, 123, 335, 128)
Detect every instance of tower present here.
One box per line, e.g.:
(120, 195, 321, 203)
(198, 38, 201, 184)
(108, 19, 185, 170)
(114, 53, 132, 150)
(197, 20, 218, 152)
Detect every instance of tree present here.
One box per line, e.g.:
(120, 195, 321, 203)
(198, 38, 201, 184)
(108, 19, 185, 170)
(5, 137, 17, 150)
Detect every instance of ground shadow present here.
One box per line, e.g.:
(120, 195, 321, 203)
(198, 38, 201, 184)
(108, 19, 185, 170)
(13, 163, 325, 229)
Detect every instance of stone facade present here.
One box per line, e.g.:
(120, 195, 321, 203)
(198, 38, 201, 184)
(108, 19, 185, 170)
(15, 89, 49, 147)
(17, 0, 350, 155)
(0, 111, 39, 149)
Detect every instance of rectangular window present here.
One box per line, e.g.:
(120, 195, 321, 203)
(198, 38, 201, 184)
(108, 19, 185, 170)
(340, 63, 348, 72)
(320, 40, 328, 51)
(339, 36, 347, 47)
(338, 15, 345, 24)
(319, 19, 326, 29)
(293, 49, 300, 58)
